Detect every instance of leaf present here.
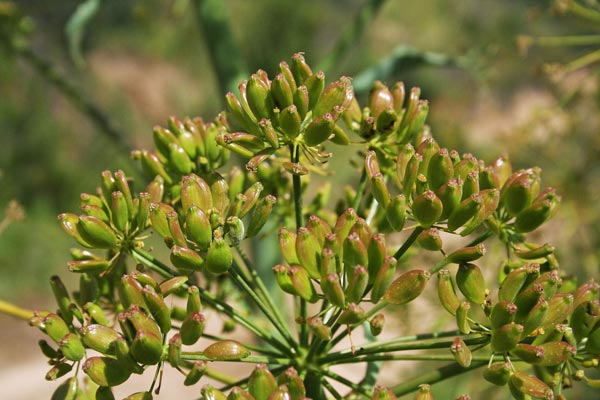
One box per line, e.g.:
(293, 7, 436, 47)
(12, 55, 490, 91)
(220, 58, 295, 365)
(65, 0, 101, 68)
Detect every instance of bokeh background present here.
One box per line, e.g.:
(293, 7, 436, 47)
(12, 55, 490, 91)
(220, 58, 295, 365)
(1, 0, 599, 398)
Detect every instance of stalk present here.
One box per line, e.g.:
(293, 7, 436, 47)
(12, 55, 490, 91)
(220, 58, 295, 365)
(393, 226, 424, 259)
(0, 300, 34, 320)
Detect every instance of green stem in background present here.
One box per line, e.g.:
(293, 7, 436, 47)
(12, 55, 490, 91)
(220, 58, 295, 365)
(563, 48, 600, 73)
(317, 0, 388, 73)
(527, 34, 600, 47)
(393, 225, 424, 260)
(352, 168, 368, 210)
(4, 41, 132, 154)
(0, 299, 34, 320)
(329, 354, 492, 365)
(390, 360, 488, 397)
(190, 0, 248, 95)
(353, 45, 456, 96)
(568, 1, 600, 24)
(181, 352, 292, 366)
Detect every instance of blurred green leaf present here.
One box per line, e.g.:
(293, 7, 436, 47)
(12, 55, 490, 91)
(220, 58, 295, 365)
(65, 0, 101, 68)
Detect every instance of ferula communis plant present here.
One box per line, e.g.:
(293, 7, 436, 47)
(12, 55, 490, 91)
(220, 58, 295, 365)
(9, 53, 600, 400)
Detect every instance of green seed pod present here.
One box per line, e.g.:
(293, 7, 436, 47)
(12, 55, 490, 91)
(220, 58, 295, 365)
(371, 256, 397, 303)
(351, 218, 372, 248)
(49, 276, 74, 324)
(290, 53, 313, 86)
(81, 204, 110, 224)
(110, 191, 130, 232)
(123, 392, 153, 400)
(343, 233, 368, 272)
(288, 266, 318, 303)
(206, 238, 233, 275)
(427, 148, 454, 191)
(119, 275, 146, 310)
(293, 85, 309, 120)
(131, 330, 163, 365)
(42, 313, 70, 343)
(185, 206, 212, 251)
(461, 171, 479, 200)
(585, 321, 600, 355)
(541, 293, 574, 328)
(273, 265, 295, 294)
(385, 194, 407, 232)
(365, 150, 382, 178)
(136, 150, 172, 184)
(149, 202, 175, 239)
(268, 385, 292, 400)
(39, 339, 60, 359)
(455, 263, 487, 304)
(571, 300, 600, 341)
(201, 385, 228, 400)
(58, 213, 94, 248)
(152, 126, 178, 159)
(159, 276, 188, 297)
(446, 244, 486, 265)
(368, 81, 394, 119)
(168, 142, 194, 175)
(167, 333, 181, 368)
(338, 303, 366, 325)
(346, 265, 369, 304)
(228, 387, 255, 400)
(372, 385, 398, 400)
(499, 264, 540, 303)
(248, 364, 278, 400)
(277, 368, 305, 400)
(416, 228, 443, 251)
(305, 71, 326, 110)
(514, 243, 555, 261)
(511, 343, 545, 364)
(500, 170, 539, 216)
(375, 108, 398, 135)
(186, 285, 202, 314)
(182, 174, 213, 213)
(81, 324, 121, 355)
(83, 302, 109, 326)
(306, 214, 332, 248)
(536, 341, 576, 366)
(491, 322, 524, 353)
(490, 301, 518, 330)
(509, 371, 554, 400)
(533, 271, 560, 302)
(513, 283, 544, 322)
(278, 228, 300, 265)
(225, 216, 245, 246)
(278, 61, 298, 93)
(170, 246, 204, 271)
(145, 176, 165, 204)
(483, 362, 512, 386)
(450, 337, 472, 367)
(573, 278, 600, 309)
(277, 105, 301, 140)
(83, 356, 132, 387)
(246, 73, 273, 120)
(322, 234, 340, 259)
(246, 194, 276, 238)
(479, 166, 500, 190)
(456, 301, 471, 334)
(180, 312, 206, 346)
(447, 193, 483, 232)
(412, 190, 443, 227)
(370, 173, 391, 208)
(313, 76, 353, 118)
(334, 208, 358, 245)
(414, 384, 433, 400)
(184, 361, 208, 386)
(369, 313, 385, 337)
(238, 182, 264, 219)
(59, 332, 85, 361)
(78, 215, 119, 249)
(271, 73, 294, 109)
(396, 143, 415, 185)
(142, 286, 171, 334)
(51, 377, 78, 400)
(45, 362, 73, 381)
(513, 187, 560, 233)
(95, 386, 116, 400)
(402, 153, 422, 197)
(307, 317, 332, 340)
(367, 233, 387, 280)
(303, 113, 335, 147)
(321, 273, 346, 308)
(126, 305, 161, 338)
(166, 212, 187, 248)
(295, 227, 321, 279)
(416, 137, 439, 176)
(203, 340, 250, 361)
(437, 269, 460, 315)
(520, 296, 548, 336)
(383, 269, 431, 305)
(437, 178, 463, 220)
(170, 117, 198, 158)
(226, 92, 258, 134)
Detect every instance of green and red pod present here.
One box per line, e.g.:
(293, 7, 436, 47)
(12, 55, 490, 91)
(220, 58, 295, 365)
(303, 113, 335, 147)
(446, 244, 486, 265)
(295, 227, 321, 279)
(136, 150, 172, 184)
(159, 276, 188, 297)
(288, 266, 318, 303)
(42, 313, 71, 344)
(427, 148, 454, 191)
(371, 256, 397, 303)
(271, 73, 294, 109)
(490, 301, 518, 330)
(167, 333, 181, 368)
(279, 228, 300, 265)
(59, 332, 85, 361)
(180, 312, 206, 346)
(479, 166, 500, 190)
(203, 340, 250, 361)
(149, 202, 175, 239)
(201, 385, 228, 400)
(142, 286, 171, 334)
(514, 189, 561, 233)
(293, 85, 309, 120)
(447, 193, 483, 232)
(541, 293, 574, 329)
(372, 385, 398, 400)
(49, 275, 74, 324)
(290, 53, 313, 86)
(119, 274, 146, 310)
(80, 324, 121, 355)
(370, 173, 391, 208)
(498, 264, 540, 303)
(455, 263, 487, 305)
(307, 317, 332, 340)
(367, 233, 388, 279)
(511, 343, 545, 364)
(412, 190, 443, 227)
(343, 233, 368, 272)
(346, 265, 369, 304)
(45, 362, 73, 381)
(383, 269, 431, 305)
(321, 273, 346, 308)
(536, 341, 576, 366)
(483, 362, 511, 386)
(338, 303, 366, 325)
(456, 301, 471, 334)
(385, 194, 407, 232)
(166, 212, 187, 248)
(110, 191, 130, 233)
(396, 143, 415, 185)
(306, 214, 332, 248)
(491, 322, 524, 353)
(437, 178, 463, 220)
(334, 208, 358, 245)
(508, 371, 554, 400)
(414, 384, 433, 400)
(450, 337, 472, 368)
(83, 356, 132, 387)
(131, 330, 163, 365)
(184, 361, 208, 386)
(369, 81, 394, 119)
(571, 300, 600, 341)
(277, 368, 305, 400)
(246, 195, 276, 238)
(313, 76, 353, 118)
(206, 238, 233, 275)
(437, 269, 460, 316)
(185, 206, 212, 250)
(249, 363, 278, 400)
(228, 387, 255, 400)
(500, 172, 537, 216)
(273, 264, 295, 295)
(58, 213, 94, 248)
(78, 215, 119, 249)
(246, 73, 274, 120)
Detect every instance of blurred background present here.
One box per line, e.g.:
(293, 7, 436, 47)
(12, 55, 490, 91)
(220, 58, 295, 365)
(0, 0, 599, 398)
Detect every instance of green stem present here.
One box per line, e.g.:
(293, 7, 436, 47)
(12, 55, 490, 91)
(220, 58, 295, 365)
(233, 247, 297, 350)
(390, 360, 488, 397)
(131, 248, 289, 353)
(320, 369, 370, 397)
(204, 368, 239, 386)
(352, 168, 368, 210)
(181, 352, 292, 366)
(530, 34, 600, 47)
(0, 300, 34, 320)
(564, 48, 600, 73)
(318, 0, 389, 73)
(393, 226, 424, 260)
(328, 354, 492, 365)
(8, 43, 132, 154)
(325, 302, 388, 353)
(569, 1, 600, 24)
(190, 0, 248, 95)
(320, 377, 343, 400)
